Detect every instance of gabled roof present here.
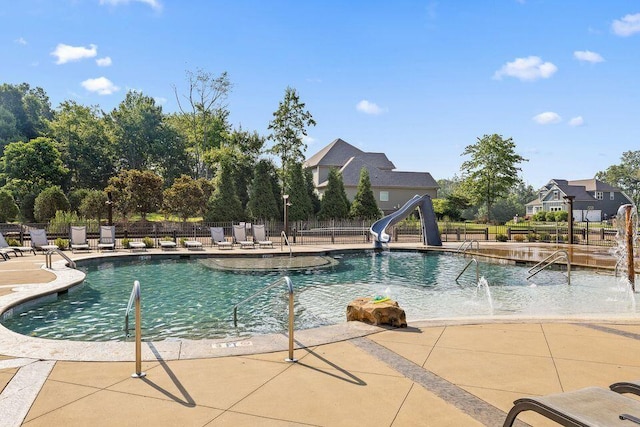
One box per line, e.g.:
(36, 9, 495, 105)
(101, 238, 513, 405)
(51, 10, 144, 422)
(303, 138, 395, 170)
(569, 179, 619, 192)
(528, 178, 624, 206)
(317, 156, 438, 189)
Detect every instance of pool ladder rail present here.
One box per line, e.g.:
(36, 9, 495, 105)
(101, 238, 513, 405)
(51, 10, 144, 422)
(232, 276, 297, 362)
(456, 239, 480, 254)
(527, 250, 571, 284)
(280, 231, 292, 257)
(456, 258, 479, 283)
(124, 280, 145, 378)
(45, 248, 76, 269)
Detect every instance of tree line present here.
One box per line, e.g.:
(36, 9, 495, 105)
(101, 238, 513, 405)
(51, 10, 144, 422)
(0, 74, 381, 224)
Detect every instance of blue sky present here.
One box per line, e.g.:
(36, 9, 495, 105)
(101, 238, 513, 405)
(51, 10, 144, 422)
(2, 0, 639, 189)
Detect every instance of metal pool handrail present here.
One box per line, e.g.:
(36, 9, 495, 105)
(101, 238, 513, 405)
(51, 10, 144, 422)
(527, 250, 571, 284)
(232, 276, 297, 362)
(124, 280, 146, 378)
(280, 230, 292, 257)
(456, 239, 479, 253)
(455, 258, 479, 283)
(45, 248, 76, 269)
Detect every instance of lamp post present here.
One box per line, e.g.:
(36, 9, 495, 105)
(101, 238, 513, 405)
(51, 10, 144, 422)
(563, 195, 575, 244)
(106, 191, 113, 226)
(283, 194, 290, 240)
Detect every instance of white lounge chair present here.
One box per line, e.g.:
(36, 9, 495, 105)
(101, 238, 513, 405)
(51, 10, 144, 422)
(0, 231, 35, 256)
(233, 224, 255, 249)
(29, 229, 59, 252)
(128, 241, 146, 252)
(97, 226, 116, 251)
(184, 239, 203, 250)
(70, 226, 91, 253)
(252, 224, 273, 248)
(159, 240, 177, 250)
(210, 227, 232, 250)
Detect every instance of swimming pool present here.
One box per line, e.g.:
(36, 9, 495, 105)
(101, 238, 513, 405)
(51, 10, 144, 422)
(1, 251, 636, 341)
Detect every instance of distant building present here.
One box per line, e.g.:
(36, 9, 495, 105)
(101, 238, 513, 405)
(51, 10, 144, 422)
(303, 138, 438, 214)
(525, 178, 633, 221)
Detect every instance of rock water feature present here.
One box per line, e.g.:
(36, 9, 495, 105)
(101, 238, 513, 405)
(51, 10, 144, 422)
(611, 204, 638, 301)
(346, 297, 407, 327)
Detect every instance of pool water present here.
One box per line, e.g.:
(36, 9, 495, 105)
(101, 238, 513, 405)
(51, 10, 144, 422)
(1, 251, 635, 341)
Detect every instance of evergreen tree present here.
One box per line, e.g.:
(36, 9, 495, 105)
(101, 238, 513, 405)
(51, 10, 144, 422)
(304, 168, 321, 215)
(318, 168, 349, 220)
(247, 160, 279, 221)
(0, 188, 19, 222)
(204, 161, 244, 222)
(285, 162, 313, 221)
(33, 186, 70, 222)
(349, 168, 381, 220)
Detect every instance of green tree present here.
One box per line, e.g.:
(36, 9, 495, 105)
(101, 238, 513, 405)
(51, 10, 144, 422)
(204, 162, 244, 222)
(172, 69, 232, 178)
(596, 150, 640, 207)
(33, 186, 70, 222)
(47, 101, 115, 190)
(106, 169, 163, 221)
(286, 162, 313, 221)
(79, 190, 108, 222)
(349, 168, 381, 220)
(163, 175, 206, 221)
(247, 160, 279, 221)
(459, 134, 527, 222)
(267, 87, 316, 192)
(318, 168, 350, 220)
(304, 168, 321, 215)
(1, 137, 69, 195)
(0, 83, 52, 150)
(0, 188, 19, 222)
(68, 188, 91, 213)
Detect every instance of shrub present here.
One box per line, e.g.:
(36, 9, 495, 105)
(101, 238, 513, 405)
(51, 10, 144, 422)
(533, 212, 546, 221)
(545, 211, 557, 222)
(121, 238, 130, 249)
(513, 234, 525, 242)
(0, 189, 19, 222)
(142, 236, 154, 248)
(7, 238, 20, 246)
(34, 186, 71, 222)
(55, 238, 69, 250)
(555, 210, 568, 222)
(496, 233, 508, 242)
(538, 232, 550, 242)
(180, 237, 188, 247)
(49, 210, 82, 234)
(526, 233, 537, 242)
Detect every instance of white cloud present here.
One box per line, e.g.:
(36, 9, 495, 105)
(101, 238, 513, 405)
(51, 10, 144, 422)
(81, 77, 120, 95)
(573, 50, 604, 63)
(533, 111, 562, 124)
(303, 135, 316, 145)
(356, 100, 386, 115)
(99, 0, 162, 11)
(51, 43, 97, 64)
(96, 56, 112, 67)
(493, 56, 557, 81)
(154, 96, 167, 105)
(568, 116, 584, 127)
(612, 13, 640, 37)
(15, 37, 27, 45)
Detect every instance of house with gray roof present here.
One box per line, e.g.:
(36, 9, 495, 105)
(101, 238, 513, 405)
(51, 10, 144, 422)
(525, 178, 632, 221)
(303, 138, 438, 214)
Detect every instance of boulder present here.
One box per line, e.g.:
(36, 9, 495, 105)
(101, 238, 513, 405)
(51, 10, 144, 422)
(346, 297, 407, 327)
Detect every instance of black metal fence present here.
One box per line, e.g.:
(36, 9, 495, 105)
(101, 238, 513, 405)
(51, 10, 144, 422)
(0, 219, 625, 249)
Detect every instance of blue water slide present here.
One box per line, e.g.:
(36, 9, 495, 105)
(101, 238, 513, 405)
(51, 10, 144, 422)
(370, 194, 442, 248)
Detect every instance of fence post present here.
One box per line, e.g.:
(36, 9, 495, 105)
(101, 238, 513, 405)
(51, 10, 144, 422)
(484, 228, 488, 241)
(507, 227, 512, 240)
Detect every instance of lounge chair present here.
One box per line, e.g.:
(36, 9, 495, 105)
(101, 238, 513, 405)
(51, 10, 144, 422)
(159, 239, 177, 250)
(97, 226, 116, 251)
(29, 229, 59, 252)
(233, 224, 255, 249)
(69, 226, 91, 253)
(0, 231, 35, 256)
(210, 227, 232, 250)
(610, 380, 640, 395)
(184, 239, 203, 250)
(252, 224, 273, 248)
(503, 386, 640, 426)
(128, 241, 146, 252)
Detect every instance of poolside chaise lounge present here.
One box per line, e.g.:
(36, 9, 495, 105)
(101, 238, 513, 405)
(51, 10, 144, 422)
(70, 226, 91, 253)
(128, 241, 146, 252)
(29, 229, 59, 253)
(610, 380, 640, 395)
(233, 224, 255, 249)
(252, 224, 273, 248)
(0, 231, 36, 256)
(97, 226, 116, 251)
(503, 386, 640, 426)
(184, 239, 203, 250)
(210, 227, 232, 250)
(159, 239, 177, 250)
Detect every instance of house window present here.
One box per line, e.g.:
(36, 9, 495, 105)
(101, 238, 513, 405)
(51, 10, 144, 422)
(553, 190, 559, 200)
(379, 191, 389, 202)
(595, 191, 603, 200)
(610, 192, 615, 200)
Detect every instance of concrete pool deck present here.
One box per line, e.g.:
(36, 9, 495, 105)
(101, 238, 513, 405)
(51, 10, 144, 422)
(1, 242, 639, 426)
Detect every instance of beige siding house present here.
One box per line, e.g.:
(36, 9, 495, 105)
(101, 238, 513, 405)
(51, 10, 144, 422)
(303, 138, 438, 214)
